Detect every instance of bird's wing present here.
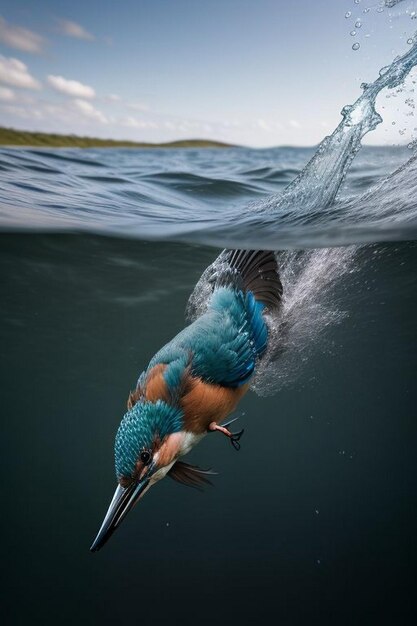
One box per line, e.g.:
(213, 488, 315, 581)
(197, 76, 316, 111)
(168, 461, 216, 490)
(148, 286, 268, 390)
(187, 287, 268, 387)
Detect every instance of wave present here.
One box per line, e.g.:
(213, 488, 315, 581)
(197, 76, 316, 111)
(1, 26, 417, 253)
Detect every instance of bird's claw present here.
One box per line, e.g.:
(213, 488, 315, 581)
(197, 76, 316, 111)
(230, 428, 244, 451)
(208, 420, 245, 451)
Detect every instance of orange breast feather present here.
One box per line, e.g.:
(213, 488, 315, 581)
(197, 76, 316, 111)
(181, 375, 248, 434)
(127, 365, 248, 435)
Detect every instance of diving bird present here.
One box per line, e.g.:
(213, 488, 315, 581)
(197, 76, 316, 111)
(90, 249, 282, 551)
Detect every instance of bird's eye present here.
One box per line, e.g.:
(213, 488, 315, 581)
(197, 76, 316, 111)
(140, 450, 151, 465)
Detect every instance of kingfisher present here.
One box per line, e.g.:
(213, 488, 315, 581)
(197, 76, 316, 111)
(90, 249, 282, 551)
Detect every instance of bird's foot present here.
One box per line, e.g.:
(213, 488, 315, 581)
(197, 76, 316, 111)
(208, 419, 244, 451)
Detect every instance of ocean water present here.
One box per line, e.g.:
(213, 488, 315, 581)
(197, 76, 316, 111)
(1, 143, 416, 248)
(1, 39, 417, 626)
(1, 149, 416, 625)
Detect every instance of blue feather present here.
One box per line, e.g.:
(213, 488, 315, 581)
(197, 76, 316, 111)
(115, 400, 183, 478)
(147, 286, 268, 389)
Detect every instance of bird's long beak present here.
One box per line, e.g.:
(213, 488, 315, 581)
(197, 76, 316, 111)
(90, 476, 151, 552)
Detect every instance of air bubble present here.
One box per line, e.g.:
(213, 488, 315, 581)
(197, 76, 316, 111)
(352, 42, 360, 50)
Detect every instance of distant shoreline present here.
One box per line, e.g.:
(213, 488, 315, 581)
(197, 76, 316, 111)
(0, 127, 408, 150)
(0, 127, 235, 149)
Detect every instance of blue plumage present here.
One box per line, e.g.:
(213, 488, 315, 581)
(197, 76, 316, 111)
(149, 286, 268, 389)
(115, 400, 183, 478)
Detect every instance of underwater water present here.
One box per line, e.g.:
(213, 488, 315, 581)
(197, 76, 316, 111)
(1, 233, 416, 625)
(1, 36, 417, 626)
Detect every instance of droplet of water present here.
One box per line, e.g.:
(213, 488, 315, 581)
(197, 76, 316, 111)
(407, 38, 413, 45)
(355, 20, 362, 28)
(354, 0, 361, 4)
(352, 42, 360, 50)
(377, 6, 384, 12)
(392, 121, 396, 125)
(361, 82, 368, 90)
(345, 11, 352, 18)
(363, 7, 370, 13)
(350, 30, 357, 36)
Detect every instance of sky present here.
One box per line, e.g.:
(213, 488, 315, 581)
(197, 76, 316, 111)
(0, 0, 416, 147)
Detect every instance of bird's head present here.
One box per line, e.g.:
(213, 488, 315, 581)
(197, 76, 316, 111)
(90, 399, 184, 552)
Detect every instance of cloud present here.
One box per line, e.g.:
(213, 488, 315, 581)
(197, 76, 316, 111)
(127, 101, 150, 112)
(1, 103, 43, 120)
(0, 94, 108, 129)
(121, 116, 157, 129)
(0, 86, 15, 101)
(257, 118, 271, 131)
(72, 98, 107, 123)
(47, 75, 95, 98)
(0, 56, 41, 89)
(57, 19, 94, 41)
(256, 118, 283, 132)
(0, 16, 44, 54)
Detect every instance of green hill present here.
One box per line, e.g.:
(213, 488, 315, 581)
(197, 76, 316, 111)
(0, 127, 234, 149)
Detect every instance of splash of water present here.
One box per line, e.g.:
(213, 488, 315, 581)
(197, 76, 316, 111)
(384, 0, 406, 7)
(334, 151, 417, 227)
(188, 35, 417, 395)
(256, 31, 417, 217)
(251, 247, 356, 395)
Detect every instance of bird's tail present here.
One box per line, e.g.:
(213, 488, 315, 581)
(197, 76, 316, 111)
(186, 249, 282, 321)
(211, 249, 282, 310)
